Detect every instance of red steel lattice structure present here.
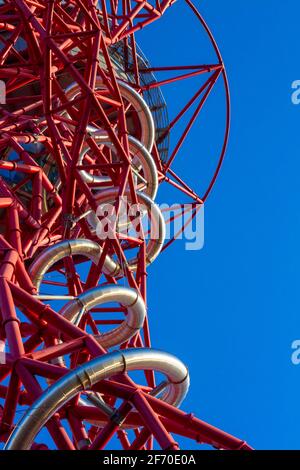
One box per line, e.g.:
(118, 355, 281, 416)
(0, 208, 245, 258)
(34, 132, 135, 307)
(0, 0, 252, 450)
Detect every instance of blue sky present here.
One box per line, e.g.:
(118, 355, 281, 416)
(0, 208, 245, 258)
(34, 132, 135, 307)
(136, 0, 300, 450)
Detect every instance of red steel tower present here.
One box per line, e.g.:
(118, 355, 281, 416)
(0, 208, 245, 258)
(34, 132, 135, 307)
(0, 0, 252, 450)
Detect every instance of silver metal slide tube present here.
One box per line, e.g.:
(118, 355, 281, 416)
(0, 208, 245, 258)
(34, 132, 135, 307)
(60, 285, 146, 349)
(5, 348, 189, 450)
(65, 79, 155, 152)
(88, 189, 166, 271)
(79, 132, 158, 200)
(28, 239, 120, 292)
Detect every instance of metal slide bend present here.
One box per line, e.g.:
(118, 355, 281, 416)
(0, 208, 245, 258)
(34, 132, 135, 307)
(79, 131, 158, 200)
(65, 79, 155, 152)
(5, 349, 189, 450)
(88, 188, 166, 270)
(60, 285, 146, 349)
(28, 239, 121, 292)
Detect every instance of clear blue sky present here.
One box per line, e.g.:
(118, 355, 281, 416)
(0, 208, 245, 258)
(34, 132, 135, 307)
(136, 0, 300, 450)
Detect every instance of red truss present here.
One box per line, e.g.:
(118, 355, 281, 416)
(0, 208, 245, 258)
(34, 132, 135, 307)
(0, 0, 252, 450)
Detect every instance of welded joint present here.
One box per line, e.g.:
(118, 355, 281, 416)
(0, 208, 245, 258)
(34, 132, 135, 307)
(1, 317, 21, 329)
(126, 291, 140, 308)
(75, 368, 94, 390)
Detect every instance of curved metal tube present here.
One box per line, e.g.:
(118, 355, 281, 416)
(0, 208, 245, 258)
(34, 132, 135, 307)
(5, 348, 189, 450)
(79, 131, 158, 200)
(61, 285, 146, 349)
(88, 189, 166, 270)
(28, 239, 120, 292)
(65, 79, 155, 152)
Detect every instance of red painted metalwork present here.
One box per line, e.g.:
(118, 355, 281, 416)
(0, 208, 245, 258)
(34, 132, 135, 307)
(0, 0, 252, 450)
